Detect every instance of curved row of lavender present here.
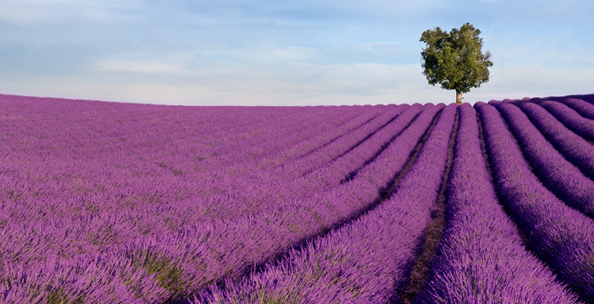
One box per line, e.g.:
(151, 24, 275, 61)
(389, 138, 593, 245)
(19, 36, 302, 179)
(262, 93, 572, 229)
(561, 98, 594, 119)
(193, 105, 384, 201)
(513, 101, 594, 180)
(416, 103, 579, 303)
(535, 94, 594, 126)
(277, 104, 422, 201)
(561, 94, 594, 105)
(532, 99, 594, 142)
(161, 103, 408, 223)
(0, 94, 445, 302)
(477, 102, 594, 303)
(193, 104, 456, 303)
(183, 106, 396, 222)
(153, 103, 395, 221)
(491, 101, 594, 218)
(1, 95, 399, 302)
(133, 104, 445, 301)
(202, 104, 417, 216)
(0, 94, 376, 214)
(0, 95, 386, 236)
(2, 93, 594, 303)
(545, 97, 594, 120)
(272, 106, 405, 179)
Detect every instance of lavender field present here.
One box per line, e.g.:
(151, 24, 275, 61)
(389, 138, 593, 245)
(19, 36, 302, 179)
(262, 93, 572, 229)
(1, 93, 594, 304)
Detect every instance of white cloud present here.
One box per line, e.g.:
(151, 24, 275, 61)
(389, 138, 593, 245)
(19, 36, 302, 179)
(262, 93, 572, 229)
(0, 61, 443, 105)
(2, 0, 593, 107)
(94, 61, 188, 74)
(3, 61, 594, 106)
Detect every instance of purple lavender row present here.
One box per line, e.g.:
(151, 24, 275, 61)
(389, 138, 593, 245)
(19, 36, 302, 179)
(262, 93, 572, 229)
(192, 104, 456, 304)
(0, 94, 316, 170)
(554, 98, 594, 120)
(513, 101, 594, 180)
(186, 104, 399, 214)
(534, 99, 594, 142)
(0, 101, 386, 253)
(178, 105, 383, 194)
(204, 108, 364, 165)
(579, 94, 594, 104)
(0, 95, 379, 224)
(275, 105, 406, 179)
(188, 104, 397, 210)
(202, 104, 384, 169)
(123, 104, 445, 300)
(528, 96, 594, 141)
(169, 105, 410, 222)
(207, 104, 423, 214)
(186, 106, 387, 207)
(0, 94, 364, 172)
(304, 104, 422, 186)
(253, 106, 387, 170)
(476, 102, 594, 303)
(0, 95, 370, 171)
(0, 104, 441, 302)
(492, 101, 594, 218)
(576, 94, 594, 105)
(0, 98, 389, 302)
(416, 104, 578, 303)
(144, 105, 365, 177)
(546, 94, 594, 107)
(289, 104, 419, 188)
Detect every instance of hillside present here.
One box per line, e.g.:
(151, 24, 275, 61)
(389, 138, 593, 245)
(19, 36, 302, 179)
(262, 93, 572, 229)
(1, 93, 593, 303)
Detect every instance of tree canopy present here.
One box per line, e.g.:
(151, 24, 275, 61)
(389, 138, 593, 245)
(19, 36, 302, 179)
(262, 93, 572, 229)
(420, 23, 493, 105)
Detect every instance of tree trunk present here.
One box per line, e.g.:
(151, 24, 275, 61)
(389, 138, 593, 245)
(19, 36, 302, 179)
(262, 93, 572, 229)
(456, 90, 462, 106)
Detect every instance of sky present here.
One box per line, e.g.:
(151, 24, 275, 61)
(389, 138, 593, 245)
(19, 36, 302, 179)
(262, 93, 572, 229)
(1, 0, 593, 106)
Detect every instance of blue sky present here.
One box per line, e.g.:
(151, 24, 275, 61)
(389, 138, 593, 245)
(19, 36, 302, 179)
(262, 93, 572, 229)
(1, 0, 593, 106)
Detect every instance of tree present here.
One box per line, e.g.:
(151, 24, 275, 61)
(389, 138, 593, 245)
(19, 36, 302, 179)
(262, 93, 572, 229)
(420, 23, 493, 105)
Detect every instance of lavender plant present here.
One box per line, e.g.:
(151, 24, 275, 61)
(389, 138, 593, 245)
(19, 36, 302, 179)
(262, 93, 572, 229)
(3, 93, 594, 303)
(558, 98, 594, 120)
(416, 103, 579, 303)
(513, 100, 594, 179)
(537, 99, 594, 142)
(193, 103, 457, 304)
(493, 101, 594, 218)
(477, 102, 594, 302)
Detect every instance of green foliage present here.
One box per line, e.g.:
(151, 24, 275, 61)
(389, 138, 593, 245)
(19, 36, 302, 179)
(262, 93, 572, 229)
(420, 23, 493, 99)
(143, 254, 184, 295)
(46, 287, 85, 304)
(131, 249, 185, 301)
